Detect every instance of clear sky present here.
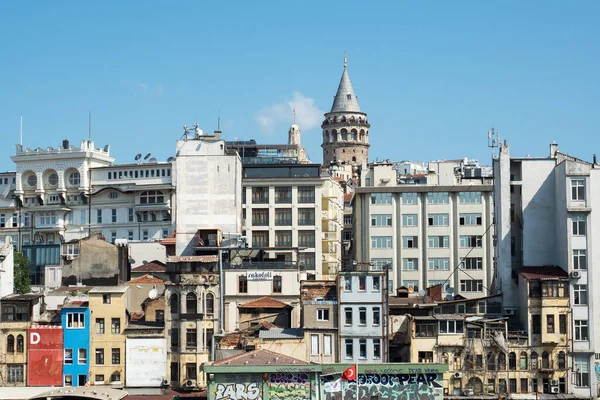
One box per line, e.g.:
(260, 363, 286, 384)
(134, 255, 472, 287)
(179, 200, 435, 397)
(1, 1, 599, 171)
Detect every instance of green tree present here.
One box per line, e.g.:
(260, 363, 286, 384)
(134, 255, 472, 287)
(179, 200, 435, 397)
(13, 251, 31, 294)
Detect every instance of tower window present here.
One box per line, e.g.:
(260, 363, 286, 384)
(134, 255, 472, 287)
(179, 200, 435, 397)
(347, 94, 351, 100)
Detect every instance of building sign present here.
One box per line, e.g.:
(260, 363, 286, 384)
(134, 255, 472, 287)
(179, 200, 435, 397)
(246, 271, 273, 281)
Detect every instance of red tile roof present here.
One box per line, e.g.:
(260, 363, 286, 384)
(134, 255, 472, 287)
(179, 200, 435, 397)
(519, 266, 568, 280)
(344, 193, 353, 203)
(131, 260, 166, 272)
(238, 296, 291, 309)
(212, 349, 309, 366)
(128, 274, 165, 284)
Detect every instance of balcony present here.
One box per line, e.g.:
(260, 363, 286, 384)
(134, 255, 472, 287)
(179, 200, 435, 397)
(322, 232, 339, 241)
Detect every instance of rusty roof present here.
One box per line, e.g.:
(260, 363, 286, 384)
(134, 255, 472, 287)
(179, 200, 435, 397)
(238, 296, 291, 309)
(127, 274, 165, 284)
(132, 260, 166, 272)
(344, 193, 353, 203)
(212, 349, 309, 366)
(519, 266, 568, 280)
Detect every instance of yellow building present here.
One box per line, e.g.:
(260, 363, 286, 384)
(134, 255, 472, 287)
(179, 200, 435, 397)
(88, 286, 129, 387)
(321, 177, 344, 278)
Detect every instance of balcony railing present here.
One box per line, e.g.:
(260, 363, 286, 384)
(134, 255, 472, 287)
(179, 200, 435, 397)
(223, 261, 302, 270)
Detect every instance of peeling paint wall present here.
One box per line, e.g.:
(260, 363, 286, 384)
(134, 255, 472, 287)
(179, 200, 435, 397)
(125, 338, 167, 387)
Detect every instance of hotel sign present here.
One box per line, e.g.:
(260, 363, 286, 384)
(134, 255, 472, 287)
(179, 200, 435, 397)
(246, 271, 273, 281)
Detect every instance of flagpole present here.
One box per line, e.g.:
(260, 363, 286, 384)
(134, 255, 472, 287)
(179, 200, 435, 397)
(355, 361, 359, 400)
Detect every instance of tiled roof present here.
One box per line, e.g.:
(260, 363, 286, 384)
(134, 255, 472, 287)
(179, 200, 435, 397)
(129, 312, 145, 322)
(167, 255, 219, 263)
(128, 274, 165, 284)
(2, 293, 43, 301)
(124, 321, 164, 331)
(89, 286, 129, 294)
(344, 193, 353, 203)
(131, 260, 166, 272)
(238, 296, 291, 309)
(259, 328, 304, 339)
(519, 266, 568, 280)
(213, 349, 309, 366)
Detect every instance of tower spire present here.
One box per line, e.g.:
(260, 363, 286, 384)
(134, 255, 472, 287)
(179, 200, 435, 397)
(344, 51, 347, 69)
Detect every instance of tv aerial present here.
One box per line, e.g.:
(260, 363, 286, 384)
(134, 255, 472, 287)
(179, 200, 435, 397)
(144, 153, 151, 161)
(135, 153, 142, 161)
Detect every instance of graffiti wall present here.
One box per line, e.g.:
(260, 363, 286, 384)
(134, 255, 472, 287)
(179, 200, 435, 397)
(321, 372, 443, 400)
(211, 372, 314, 400)
(213, 374, 263, 400)
(268, 372, 311, 400)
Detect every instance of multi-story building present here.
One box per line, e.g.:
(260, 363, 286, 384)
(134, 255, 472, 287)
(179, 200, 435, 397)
(88, 286, 129, 388)
(321, 177, 344, 277)
(353, 160, 494, 297)
(301, 280, 338, 364)
(494, 141, 598, 398)
(337, 264, 388, 363)
(61, 298, 90, 387)
(0, 236, 14, 297)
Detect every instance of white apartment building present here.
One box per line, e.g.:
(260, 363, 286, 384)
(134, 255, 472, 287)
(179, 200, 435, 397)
(353, 160, 494, 298)
(494, 141, 599, 398)
(321, 177, 344, 278)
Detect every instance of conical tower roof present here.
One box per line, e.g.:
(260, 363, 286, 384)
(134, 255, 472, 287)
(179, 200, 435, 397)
(330, 67, 361, 113)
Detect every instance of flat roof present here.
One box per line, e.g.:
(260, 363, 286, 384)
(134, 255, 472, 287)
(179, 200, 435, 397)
(88, 286, 129, 294)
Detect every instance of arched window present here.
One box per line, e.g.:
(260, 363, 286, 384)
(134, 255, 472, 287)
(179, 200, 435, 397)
(530, 351, 538, 369)
(170, 294, 179, 314)
(324, 131, 330, 142)
(140, 191, 165, 204)
(16, 335, 24, 353)
(206, 293, 214, 318)
(6, 335, 14, 353)
(542, 351, 550, 369)
(331, 130, 338, 142)
(186, 293, 197, 314)
(486, 352, 496, 371)
(558, 351, 566, 369)
(520, 351, 528, 370)
(341, 129, 348, 141)
(350, 129, 357, 140)
(497, 352, 506, 370)
(352, 157, 357, 163)
(508, 352, 517, 370)
(341, 116, 347, 122)
(69, 171, 80, 186)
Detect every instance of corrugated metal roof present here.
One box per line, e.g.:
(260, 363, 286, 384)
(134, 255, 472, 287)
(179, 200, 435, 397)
(519, 266, 568, 280)
(2, 293, 43, 301)
(413, 314, 465, 321)
(239, 296, 291, 309)
(88, 286, 129, 294)
(213, 349, 309, 366)
(124, 322, 164, 331)
(259, 328, 304, 339)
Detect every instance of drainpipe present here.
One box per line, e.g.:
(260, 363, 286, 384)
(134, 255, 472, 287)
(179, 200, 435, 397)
(211, 249, 226, 362)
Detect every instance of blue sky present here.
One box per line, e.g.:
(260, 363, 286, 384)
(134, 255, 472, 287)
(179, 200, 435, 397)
(1, 1, 599, 171)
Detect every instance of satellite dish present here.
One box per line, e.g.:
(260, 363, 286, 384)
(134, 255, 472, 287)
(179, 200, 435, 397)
(418, 289, 426, 297)
(148, 158, 157, 163)
(128, 258, 136, 264)
(142, 260, 148, 264)
(144, 153, 151, 160)
(447, 287, 455, 294)
(148, 288, 158, 300)
(135, 153, 142, 161)
(167, 157, 175, 162)
(446, 294, 454, 301)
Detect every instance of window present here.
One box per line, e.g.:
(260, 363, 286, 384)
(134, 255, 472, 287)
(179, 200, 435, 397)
(298, 186, 315, 203)
(111, 348, 120, 364)
(371, 258, 392, 270)
(275, 231, 292, 247)
(459, 191, 481, 204)
(0, 214, 4, 228)
(80, 210, 86, 225)
(509, 378, 517, 393)
(356, 339, 366, 359)
(462, 257, 483, 270)
(111, 318, 120, 334)
(275, 187, 292, 204)
(7, 365, 24, 383)
(317, 309, 330, 321)
(427, 192, 449, 204)
(64, 349, 73, 364)
(508, 352, 517, 370)
(371, 193, 392, 205)
(95, 318, 105, 334)
(95, 375, 105, 383)
(345, 339, 353, 359)
(428, 258, 449, 270)
(371, 214, 392, 226)
(156, 310, 165, 322)
(186, 329, 197, 348)
(546, 314, 555, 333)
(344, 216, 354, 225)
(205, 293, 214, 318)
(96, 348, 104, 365)
(416, 322, 437, 337)
(403, 280, 419, 291)
(111, 372, 121, 383)
(530, 352, 538, 369)
(171, 329, 179, 348)
(252, 231, 269, 247)
(170, 294, 179, 314)
(16, 335, 23, 353)
(498, 353, 506, 370)
(532, 315, 541, 334)
(298, 231, 315, 247)
(78, 348, 87, 364)
(298, 208, 315, 225)
(371, 236, 392, 248)
(27, 174, 37, 187)
(11, 214, 17, 228)
(574, 284, 588, 305)
(419, 351, 434, 363)
(428, 213, 449, 226)
(359, 307, 367, 325)
(323, 335, 332, 355)
(572, 215, 586, 236)
(140, 190, 164, 204)
(400, 258, 417, 271)
(272, 276, 282, 293)
(373, 307, 380, 326)
(344, 307, 353, 325)
(571, 178, 585, 201)
(344, 278, 352, 291)
(311, 334, 319, 355)
(402, 214, 418, 226)
(460, 235, 482, 248)
(558, 351, 566, 369)
(97, 209, 102, 223)
(402, 193, 417, 204)
(575, 320, 589, 341)
(67, 312, 85, 328)
(519, 352, 528, 370)
(574, 355, 589, 387)
(559, 314, 567, 334)
(103, 294, 111, 304)
(251, 209, 269, 226)
(439, 320, 464, 334)
(185, 363, 197, 380)
(64, 375, 72, 386)
(428, 235, 449, 248)
(573, 249, 587, 270)
(372, 276, 380, 291)
(402, 236, 418, 248)
(459, 213, 482, 226)
(170, 362, 179, 381)
(111, 209, 117, 223)
(128, 208, 134, 222)
(6, 335, 14, 352)
(186, 293, 197, 313)
(274, 208, 292, 226)
(460, 280, 483, 292)
(358, 276, 366, 291)
(69, 172, 80, 186)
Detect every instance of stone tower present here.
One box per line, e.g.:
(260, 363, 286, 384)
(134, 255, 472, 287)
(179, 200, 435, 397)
(321, 57, 370, 167)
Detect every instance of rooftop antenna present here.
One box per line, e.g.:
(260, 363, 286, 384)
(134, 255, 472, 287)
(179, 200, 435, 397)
(19, 113, 22, 146)
(144, 153, 151, 161)
(488, 127, 499, 158)
(88, 111, 92, 140)
(135, 153, 142, 162)
(218, 111, 221, 131)
(293, 108, 296, 125)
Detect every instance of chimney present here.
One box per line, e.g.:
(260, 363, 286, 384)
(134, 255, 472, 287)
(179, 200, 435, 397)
(550, 142, 559, 158)
(594, 154, 597, 165)
(62, 139, 69, 150)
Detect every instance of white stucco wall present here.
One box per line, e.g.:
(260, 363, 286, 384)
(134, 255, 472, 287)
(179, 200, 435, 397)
(125, 338, 167, 387)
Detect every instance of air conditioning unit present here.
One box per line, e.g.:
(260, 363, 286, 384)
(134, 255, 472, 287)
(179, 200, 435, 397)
(551, 379, 559, 386)
(503, 308, 516, 316)
(185, 379, 196, 388)
(162, 379, 169, 386)
(570, 271, 581, 279)
(63, 254, 75, 261)
(550, 387, 560, 394)
(453, 372, 463, 379)
(463, 389, 474, 396)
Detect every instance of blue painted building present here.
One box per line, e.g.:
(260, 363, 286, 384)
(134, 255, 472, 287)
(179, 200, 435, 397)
(61, 302, 90, 387)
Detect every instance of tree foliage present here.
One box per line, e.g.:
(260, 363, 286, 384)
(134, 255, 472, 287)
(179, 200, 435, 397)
(13, 251, 31, 294)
